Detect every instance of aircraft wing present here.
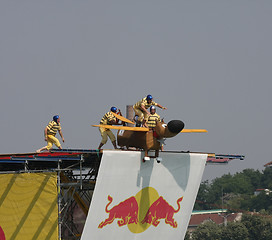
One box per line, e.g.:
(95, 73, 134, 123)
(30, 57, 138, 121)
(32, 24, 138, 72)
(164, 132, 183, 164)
(92, 124, 207, 133)
(111, 112, 134, 124)
(92, 125, 149, 132)
(181, 129, 208, 133)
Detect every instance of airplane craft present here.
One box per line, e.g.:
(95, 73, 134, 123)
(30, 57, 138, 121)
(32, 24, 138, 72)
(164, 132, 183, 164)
(92, 114, 207, 162)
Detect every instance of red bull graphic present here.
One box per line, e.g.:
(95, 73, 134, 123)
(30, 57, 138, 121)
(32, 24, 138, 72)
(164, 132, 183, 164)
(98, 195, 139, 228)
(98, 187, 183, 232)
(0, 226, 5, 240)
(141, 196, 183, 228)
(81, 151, 207, 240)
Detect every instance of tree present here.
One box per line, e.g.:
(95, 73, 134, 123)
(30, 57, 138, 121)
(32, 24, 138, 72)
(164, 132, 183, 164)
(241, 192, 272, 213)
(184, 231, 190, 240)
(261, 167, 272, 189)
(194, 180, 211, 210)
(241, 169, 262, 190)
(241, 214, 272, 240)
(195, 168, 272, 212)
(191, 221, 222, 240)
(220, 222, 249, 240)
(190, 215, 272, 240)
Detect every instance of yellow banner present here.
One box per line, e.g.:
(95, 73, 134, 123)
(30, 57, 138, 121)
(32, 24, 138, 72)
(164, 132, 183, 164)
(0, 172, 58, 240)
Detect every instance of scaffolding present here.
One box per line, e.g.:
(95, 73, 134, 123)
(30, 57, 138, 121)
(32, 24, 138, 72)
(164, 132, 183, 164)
(0, 149, 101, 240)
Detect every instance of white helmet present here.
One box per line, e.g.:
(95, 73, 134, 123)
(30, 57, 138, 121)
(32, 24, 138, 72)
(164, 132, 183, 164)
(150, 106, 156, 111)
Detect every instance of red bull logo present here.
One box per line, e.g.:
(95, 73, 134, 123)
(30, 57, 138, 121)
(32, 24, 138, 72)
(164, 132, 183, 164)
(98, 187, 183, 233)
(98, 195, 138, 228)
(141, 196, 183, 228)
(0, 226, 5, 240)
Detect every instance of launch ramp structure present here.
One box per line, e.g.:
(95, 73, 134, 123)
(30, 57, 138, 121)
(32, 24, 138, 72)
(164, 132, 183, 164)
(0, 149, 244, 239)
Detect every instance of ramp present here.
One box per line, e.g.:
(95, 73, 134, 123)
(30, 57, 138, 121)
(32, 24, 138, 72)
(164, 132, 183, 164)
(81, 150, 207, 240)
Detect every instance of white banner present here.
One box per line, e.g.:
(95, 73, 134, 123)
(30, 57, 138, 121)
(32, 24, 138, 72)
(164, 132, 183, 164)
(81, 150, 207, 240)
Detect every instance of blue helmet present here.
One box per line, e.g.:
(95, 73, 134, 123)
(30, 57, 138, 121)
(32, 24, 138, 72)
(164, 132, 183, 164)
(110, 107, 117, 113)
(53, 115, 59, 122)
(146, 95, 153, 101)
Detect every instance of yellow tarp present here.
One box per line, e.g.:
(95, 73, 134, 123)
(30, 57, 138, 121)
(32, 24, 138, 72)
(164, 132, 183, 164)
(0, 172, 58, 240)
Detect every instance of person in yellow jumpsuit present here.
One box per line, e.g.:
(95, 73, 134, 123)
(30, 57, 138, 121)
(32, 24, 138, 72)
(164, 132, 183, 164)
(146, 106, 164, 151)
(36, 115, 65, 152)
(133, 95, 166, 127)
(98, 106, 121, 150)
(146, 106, 161, 129)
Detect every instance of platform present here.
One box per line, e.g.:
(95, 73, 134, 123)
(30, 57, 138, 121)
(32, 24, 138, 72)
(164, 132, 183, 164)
(0, 149, 244, 172)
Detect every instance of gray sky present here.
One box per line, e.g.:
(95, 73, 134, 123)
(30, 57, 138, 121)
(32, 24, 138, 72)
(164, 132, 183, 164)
(1, 1, 271, 181)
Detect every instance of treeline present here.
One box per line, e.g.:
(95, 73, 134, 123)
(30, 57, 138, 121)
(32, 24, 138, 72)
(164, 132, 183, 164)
(185, 214, 272, 240)
(187, 168, 272, 239)
(194, 167, 272, 213)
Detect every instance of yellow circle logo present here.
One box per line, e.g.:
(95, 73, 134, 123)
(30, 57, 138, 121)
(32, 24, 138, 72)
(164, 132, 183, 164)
(128, 187, 159, 233)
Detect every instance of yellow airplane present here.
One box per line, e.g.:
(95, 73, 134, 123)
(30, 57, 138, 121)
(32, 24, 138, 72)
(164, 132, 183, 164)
(92, 114, 207, 162)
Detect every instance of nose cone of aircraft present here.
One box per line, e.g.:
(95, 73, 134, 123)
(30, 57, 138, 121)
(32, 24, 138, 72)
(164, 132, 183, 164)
(167, 120, 185, 133)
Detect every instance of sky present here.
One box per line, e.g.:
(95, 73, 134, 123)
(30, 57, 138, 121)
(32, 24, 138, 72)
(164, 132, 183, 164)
(0, 0, 271, 181)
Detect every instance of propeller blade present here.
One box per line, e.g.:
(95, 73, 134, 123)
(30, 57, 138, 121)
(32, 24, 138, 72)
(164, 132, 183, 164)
(181, 129, 208, 133)
(111, 112, 134, 124)
(92, 125, 149, 132)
